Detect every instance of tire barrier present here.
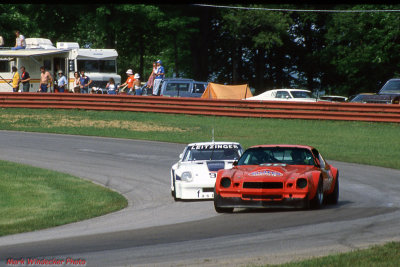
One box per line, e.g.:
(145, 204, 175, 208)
(1, 92, 399, 123)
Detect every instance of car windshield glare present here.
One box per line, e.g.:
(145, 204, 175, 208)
(183, 147, 240, 161)
(291, 91, 312, 98)
(237, 147, 315, 166)
(380, 80, 400, 93)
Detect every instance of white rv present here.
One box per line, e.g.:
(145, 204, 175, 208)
(0, 38, 121, 92)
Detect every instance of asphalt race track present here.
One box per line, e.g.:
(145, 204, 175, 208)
(0, 131, 400, 267)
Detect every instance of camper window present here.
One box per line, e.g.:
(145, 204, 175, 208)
(78, 60, 98, 72)
(0, 60, 10, 72)
(99, 60, 116, 73)
(78, 60, 116, 73)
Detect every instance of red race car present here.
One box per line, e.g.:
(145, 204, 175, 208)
(214, 145, 339, 213)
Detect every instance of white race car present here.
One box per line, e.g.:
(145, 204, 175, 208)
(171, 141, 243, 200)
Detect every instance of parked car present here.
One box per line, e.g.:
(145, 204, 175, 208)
(362, 79, 400, 104)
(348, 93, 375, 103)
(319, 95, 348, 102)
(245, 89, 317, 102)
(156, 78, 208, 97)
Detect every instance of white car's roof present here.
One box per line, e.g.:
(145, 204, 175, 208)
(245, 88, 315, 101)
(187, 141, 241, 147)
(269, 88, 311, 92)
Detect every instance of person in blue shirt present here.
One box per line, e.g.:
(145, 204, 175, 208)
(57, 70, 67, 93)
(79, 70, 92, 94)
(152, 59, 165, 96)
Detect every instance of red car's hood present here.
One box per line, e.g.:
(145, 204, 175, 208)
(233, 165, 315, 180)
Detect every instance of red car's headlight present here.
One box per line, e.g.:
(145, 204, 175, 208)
(296, 178, 308, 189)
(220, 177, 232, 188)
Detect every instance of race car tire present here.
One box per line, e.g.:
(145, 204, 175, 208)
(172, 178, 178, 201)
(310, 177, 324, 209)
(326, 173, 339, 205)
(214, 188, 234, 213)
(214, 204, 234, 214)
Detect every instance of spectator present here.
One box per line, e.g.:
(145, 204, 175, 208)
(146, 61, 156, 94)
(118, 69, 135, 94)
(0, 35, 4, 47)
(11, 30, 26, 50)
(57, 70, 67, 93)
(73, 72, 80, 93)
(133, 73, 141, 95)
(106, 77, 116, 95)
(20, 66, 30, 92)
(79, 70, 92, 94)
(53, 64, 61, 92)
(39, 66, 52, 93)
(11, 66, 20, 92)
(152, 59, 165, 96)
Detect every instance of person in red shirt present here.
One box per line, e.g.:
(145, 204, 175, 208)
(118, 69, 135, 94)
(20, 66, 31, 92)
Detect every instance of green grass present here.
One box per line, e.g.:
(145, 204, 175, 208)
(263, 242, 400, 267)
(0, 160, 127, 236)
(0, 108, 399, 169)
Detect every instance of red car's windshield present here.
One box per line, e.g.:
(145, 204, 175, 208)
(237, 147, 315, 166)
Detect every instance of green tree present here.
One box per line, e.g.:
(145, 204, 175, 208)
(323, 4, 400, 96)
(209, 5, 292, 93)
(0, 4, 31, 46)
(156, 5, 199, 78)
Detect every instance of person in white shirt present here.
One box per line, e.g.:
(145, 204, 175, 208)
(57, 70, 67, 93)
(106, 77, 117, 95)
(12, 30, 26, 50)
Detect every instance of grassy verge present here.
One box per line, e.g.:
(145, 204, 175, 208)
(0, 108, 399, 169)
(265, 242, 400, 267)
(0, 160, 127, 237)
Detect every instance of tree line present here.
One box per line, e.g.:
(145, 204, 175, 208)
(1, 4, 400, 96)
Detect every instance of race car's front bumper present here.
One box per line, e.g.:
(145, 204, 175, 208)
(214, 192, 308, 209)
(176, 181, 215, 200)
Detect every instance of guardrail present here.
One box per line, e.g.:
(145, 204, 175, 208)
(0, 92, 399, 123)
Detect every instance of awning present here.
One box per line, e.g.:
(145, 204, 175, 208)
(0, 49, 70, 58)
(76, 49, 118, 60)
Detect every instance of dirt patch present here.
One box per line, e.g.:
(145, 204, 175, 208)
(0, 114, 186, 132)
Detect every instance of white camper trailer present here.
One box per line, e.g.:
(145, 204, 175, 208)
(0, 38, 121, 92)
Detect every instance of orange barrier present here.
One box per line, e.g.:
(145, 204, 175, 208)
(0, 92, 399, 123)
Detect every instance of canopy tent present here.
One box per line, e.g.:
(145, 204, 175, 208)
(201, 83, 253, 100)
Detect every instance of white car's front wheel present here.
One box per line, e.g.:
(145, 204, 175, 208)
(172, 178, 178, 201)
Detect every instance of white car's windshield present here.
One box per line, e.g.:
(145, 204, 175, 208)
(183, 144, 241, 161)
(291, 91, 313, 98)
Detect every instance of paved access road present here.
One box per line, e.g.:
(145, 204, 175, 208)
(0, 131, 399, 267)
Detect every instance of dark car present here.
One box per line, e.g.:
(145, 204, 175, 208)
(348, 93, 375, 103)
(157, 78, 208, 97)
(362, 79, 400, 104)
